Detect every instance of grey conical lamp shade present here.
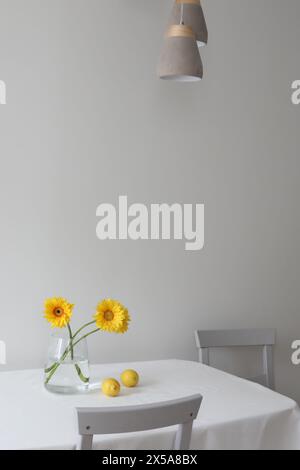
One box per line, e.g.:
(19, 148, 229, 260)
(169, 0, 208, 47)
(157, 25, 203, 82)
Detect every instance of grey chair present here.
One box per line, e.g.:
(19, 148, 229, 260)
(76, 394, 202, 450)
(195, 328, 276, 390)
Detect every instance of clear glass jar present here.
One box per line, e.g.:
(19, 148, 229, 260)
(44, 331, 90, 394)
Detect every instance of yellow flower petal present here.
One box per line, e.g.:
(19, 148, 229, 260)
(94, 299, 130, 334)
(44, 297, 74, 328)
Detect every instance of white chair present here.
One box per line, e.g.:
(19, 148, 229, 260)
(76, 394, 202, 450)
(195, 328, 276, 389)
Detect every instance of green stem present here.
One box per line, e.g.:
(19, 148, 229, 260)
(45, 349, 69, 384)
(72, 328, 100, 348)
(46, 321, 84, 373)
(67, 324, 74, 360)
(45, 322, 85, 374)
(68, 323, 89, 382)
(45, 362, 58, 374)
(75, 364, 89, 383)
(72, 321, 96, 340)
(44, 328, 100, 385)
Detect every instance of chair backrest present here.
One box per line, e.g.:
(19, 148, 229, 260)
(195, 328, 276, 390)
(76, 394, 202, 450)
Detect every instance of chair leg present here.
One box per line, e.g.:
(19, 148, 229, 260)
(77, 434, 93, 450)
(174, 421, 193, 450)
(263, 345, 275, 390)
(200, 348, 209, 365)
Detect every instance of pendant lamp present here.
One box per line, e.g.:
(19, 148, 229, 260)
(169, 0, 208, 47)
(157, 4, 203, 82)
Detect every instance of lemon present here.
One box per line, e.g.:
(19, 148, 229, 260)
(102, 378, 120, 397)
(121, 369, 139, 388)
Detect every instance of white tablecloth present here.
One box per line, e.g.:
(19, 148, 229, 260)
(0, 359, 300, 450)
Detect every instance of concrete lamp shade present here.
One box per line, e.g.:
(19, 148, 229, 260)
(157, 25, 203, 82)
(169, 0, 208, 47)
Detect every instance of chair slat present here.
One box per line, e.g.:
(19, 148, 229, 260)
(195, 329, 275, 348)
(195, 328, 276, 390)
(77, 394, 202, 450)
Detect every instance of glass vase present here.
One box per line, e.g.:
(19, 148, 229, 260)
(44, 332, 90, 394)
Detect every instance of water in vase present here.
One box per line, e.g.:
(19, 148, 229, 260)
(45, 355, 90, 394)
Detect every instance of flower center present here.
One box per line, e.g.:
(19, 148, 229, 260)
(104, 310, 114, 321)
(53, 307, 64, 317)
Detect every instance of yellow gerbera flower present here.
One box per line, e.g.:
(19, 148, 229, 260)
(44, 297, 74, 328)
(94, 299, 130, 334)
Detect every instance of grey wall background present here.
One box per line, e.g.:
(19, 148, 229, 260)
(0, 0, 300, 402)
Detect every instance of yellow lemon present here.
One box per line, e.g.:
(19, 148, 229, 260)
(102, 378, 120, 397)
(121, 369, 139, 388)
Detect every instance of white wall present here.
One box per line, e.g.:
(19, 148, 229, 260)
(0, 0, 300, 402)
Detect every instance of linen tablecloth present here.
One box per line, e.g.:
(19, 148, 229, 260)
(0, 359, 300, 450)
